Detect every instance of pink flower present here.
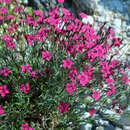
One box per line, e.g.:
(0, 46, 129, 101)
(111, 85, 116, 94)
(20, 82, 30, 94)
(101, 61, 111, 77)
(0, 15, 4, 21)
(112, 37, 121, 47)
(21, 64, 32, 73)
(106, 77, 114, 87)
(0, 7, 8, 14)
(57, 101, 68, 113)
(24, 34, 36, 45)
(0, 85, 9, 97)
(68, 67, 78, 82)
(21, 123, 33, 130)
(58, 0, 64, 3)
(77, 72, 89, 86)
(42, 50, 52, 61)
(89, 108, 96, 116)
(117, 105, 122, 114)
(0, 67, 11, 76)
(66, 82, 77, 95)
(110, 59, 120, 68)
(14, 6, 23, 13)
(0, 0, 12, 5)
(79, 12, 87, 18)
(29, 71, 38, 79)
(26, 64, 32, 73)
(21, 65, 26, 72)
(121, 73, 130, 85)
(5, 15, 15, 20)
(1, 34, 8, 40)
(92, 89, 100, 101)
(106, 89, 112, 96)
(62, 58, 74, 69)
(62, 8, 71, 16)
(0, 105, 5, 115)
(34, 10, 44, 16)
(1, 34, 16, 49)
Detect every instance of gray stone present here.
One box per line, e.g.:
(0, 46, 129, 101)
(126, 31, 130, 37)
(123, 126, 130, 130)
(115, 127, 122, 130)
(80, 112, 91, 119)
(79, 123, 93, 130)
(72, 0, 97, 16)
(114, 19, 122, 27)
(96, 126, 104, 130)
(104, 124, 115, 130)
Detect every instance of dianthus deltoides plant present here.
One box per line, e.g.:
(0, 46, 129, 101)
(0, 0, 130, 129)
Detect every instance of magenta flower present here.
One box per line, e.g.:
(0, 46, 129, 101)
(101, 61, 111, 77)
(5, 15, 15, 20)
(57, 101, 68, 113)
(66, 82, 77, 95)
(62, 58, 74, 69)
(21, 123, 33, 130)
(106, 77, 114, 87)
(20, 82, 30, 94)
(57, 0, 64, 3)
(24, 34, 36, 45)
(77, 72, 89, 86)
(106, 89, 112, 96)
(1, 34, 16, 49)
(121, 73, 130, 85)
(79, 12, 87, 18)
(14, 6, 23, 13)
(92, 89, 100, 101)
(112, 37, 121, 47)
(42, 50, 52, 61)
(34, 10, 44, 16)
(0, 15, 4, 21)
(21, 64, 32, 73)
(29, 71, 38, 79)
(0, 0, 11, 5)
(62, 8, 71, 16)
(21, 65, 26, 72)
(0, 105, 5, 115)
(0, 7, 8, 14)
(89, 108, 96, 116)
(68, 67, 78, 82)
(0, 85, 10, 97)
(117, 105, 122, 114)
(0, 67, 11, 76)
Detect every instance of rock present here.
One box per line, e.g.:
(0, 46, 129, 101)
(126, 31, 130, 37)
(72, 0, 97, 16)
(123, 126, 130, 130)
(115, 127, 122, 130)
(80, 112, 91, 119)
(114, 19, 122, 27)
(99, 120, 109, 126)
(82, 16, 94, 25)
(96, 126, 104, 130)
(103, 109, 117, 115)
(122, 21, 127, 29)
(79, 123, 92, 130)
(124, 14, 129, 21)
(98, 15, 106, 22)
(104, 124, 115, 130)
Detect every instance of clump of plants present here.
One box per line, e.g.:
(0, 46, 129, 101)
(0, 0, 129, 129)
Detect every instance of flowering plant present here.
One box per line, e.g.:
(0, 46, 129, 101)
(0, 0, 129, 129)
